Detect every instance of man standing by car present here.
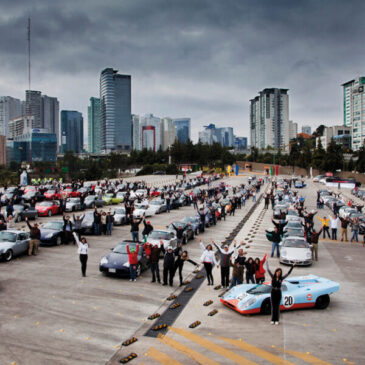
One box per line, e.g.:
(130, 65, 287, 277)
(310, 228, 323, 261)
(213, 240, 235, 288)
(162, 245, 176, 286)
(150, 241, 163, 283)
(93, 208, 101, 235)
(63, 213, 74, 244)
(170, 222, 190, 245)
(25, 217, 40, 256)
(130, 217, 143, 242)
(339, 216, 350, 242)
(73, 214, 85, 239)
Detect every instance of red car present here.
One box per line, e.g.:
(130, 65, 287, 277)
(150, 188, 163, 197)
(35, 200, 60, 217)
(24, 186, 37, 194)
(62, 188, 80, 198)
(44, 190, 62, 200)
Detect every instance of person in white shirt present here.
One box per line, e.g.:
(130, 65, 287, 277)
(329, 215, 339, 240)
(73, 232, 89, 277)
(199, 236, 218, 285)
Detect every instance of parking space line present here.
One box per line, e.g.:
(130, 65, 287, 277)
(146, 346, 184, 365)
(157, 333, 220, 365)
(276, 348, 333, 365)
(218, 336, 296, 365)
(169, 327, 258, 365)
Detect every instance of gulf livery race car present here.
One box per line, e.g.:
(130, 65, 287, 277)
(220, 275, 339, 315)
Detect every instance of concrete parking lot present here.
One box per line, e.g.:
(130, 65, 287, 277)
(1, 176, 364, 365)
(0, 175, 258, 365)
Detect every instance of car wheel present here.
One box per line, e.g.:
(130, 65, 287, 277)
(56, 236, 62, 246)
(136, 263, 142, 277)
(5, 249, 13, 262)
(260, 298, 271, 315)
(48, 210, 52, 217)
(16, 215, 22, 223)
(315, 294, 330, 309)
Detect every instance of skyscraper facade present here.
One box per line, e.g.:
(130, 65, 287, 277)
(199, 124, 235, 147)
(161, 117, 176, 150)
(289, 121, 298, 140)
(139, 114, 163, 151)
(173, 118, 191, 143)
(250, 88, 289, 149)
(61, 110, 84, 153)
(0, 96, 24, 137)
(100, 68, 132, 152)
(41, 95, 59, 143)
(342, 76, 365, 150)
(25, 90, 42, 128)
(88, 97, 101, 153)
(132, 114, 140, 150)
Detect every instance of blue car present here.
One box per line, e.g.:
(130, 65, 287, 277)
(99, 241, 149, 277)
(220, 275, 339, 315)
(40, 221, 64, 246)
(294, 180, 306, 188)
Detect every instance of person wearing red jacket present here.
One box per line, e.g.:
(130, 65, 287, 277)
(254, 253, 267, 284)
(126, 243, 139, 281)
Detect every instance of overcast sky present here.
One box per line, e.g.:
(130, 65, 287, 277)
(0, 0, 364, 143)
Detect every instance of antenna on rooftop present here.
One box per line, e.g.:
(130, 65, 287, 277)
(27, 17, 31, 91)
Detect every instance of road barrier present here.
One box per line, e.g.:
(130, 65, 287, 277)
(153, 324, 168, 331)
(203, 300, 213, 306)
(208, 309, 218, 316)
(119, 352, 137, 363)
(148, 313, 160, 320)
(189, 321, 201, 329)
(122, 337, 138, 346)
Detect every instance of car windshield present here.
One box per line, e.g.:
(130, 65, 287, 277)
(0, 232, 17, 242)
(183, 216, 198, 224)
(135, 204, 148, 209)
(69, 198, 79, 202)
(287, 211, 297, 216)
(149, 230, 170, 240)
(38, 201, 53, 207)
(113, 243, 139, 254)
(247, 284, 272, 295)
(84, 213, 94, 220)
(150, 200, 162, 205)
(42, 222, 63, 230)
(116, 208, 125, 214)
(13, 205, 25, 211)
(47, 190, 56, 194)
(105, 193, 114, 197)
(283, 239, 309, 248)
(85, 196, 94, 200)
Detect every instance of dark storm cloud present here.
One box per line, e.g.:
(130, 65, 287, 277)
(0, 0, 364, 140)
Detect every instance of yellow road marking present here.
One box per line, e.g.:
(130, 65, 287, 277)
(146, 347, 183, 365)
(218, 336, 295, 365)
(277, 348, 333, 365)
(169, 327, 258, 365)
(158, 334, 220, 365)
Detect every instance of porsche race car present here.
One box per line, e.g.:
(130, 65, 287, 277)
(220, 275, 339, 315)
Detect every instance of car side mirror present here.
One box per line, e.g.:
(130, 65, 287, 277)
(110, 247, 114, 251)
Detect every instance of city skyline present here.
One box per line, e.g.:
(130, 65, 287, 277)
(0, 0, 364, 142)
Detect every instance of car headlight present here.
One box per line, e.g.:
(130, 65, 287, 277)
(123, 262, 130, 268)
(46, 233, 54, 239)
(306, 252, 312, 259)
(241, 297, 257, 309)
(100, 257, 108, 265)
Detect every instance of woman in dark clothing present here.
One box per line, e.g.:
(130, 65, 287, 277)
(245, 257, 256, 283)
(266, 261, 296, 325)
(174, 244, 198, 286)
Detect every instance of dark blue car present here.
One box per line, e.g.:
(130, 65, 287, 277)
(40, 221, 64, 246)
(99, 241, 149, 278)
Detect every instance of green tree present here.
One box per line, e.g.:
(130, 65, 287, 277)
(311, 139, 325, 171)
(324, 139, 344, 173)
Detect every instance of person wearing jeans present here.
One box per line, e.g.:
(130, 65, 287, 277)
(317, 216, 330, 239)
(130, 218, 142, 242)
(350, 218, 359, 243)
(267, 227, 281, 258)
(213, 240, 235, 288)
(329, 215, 339, 240)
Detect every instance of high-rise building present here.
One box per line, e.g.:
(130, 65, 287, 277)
(41, 95, 59, 143)
(9, 129, 57, 163)
(61, 110, 84, 153)
(250, 88, 289, 149)
(100, 68, 132, 152)
(0, 96, 24, 137)
(301, 125, 311, 135)
(132, 114, 140, 150)
(173, 118, 191, 143)
(161, 117, 176, 150)
(342, 76, 365, 151)
(9, 116, 35, 139)
(0, 135, 6, 165)
(139, 114, 163, 151)
(25, 90, 42, 128)
(88, 97, 101, 153)
(198, 124, 234, 147)
(234, 137, 248, 151)
(289, 121, 298, 140)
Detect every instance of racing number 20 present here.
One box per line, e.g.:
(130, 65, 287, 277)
(283, 295, 294, 308)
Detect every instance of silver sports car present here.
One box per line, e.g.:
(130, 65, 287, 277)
(0, 230, 30, 261)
